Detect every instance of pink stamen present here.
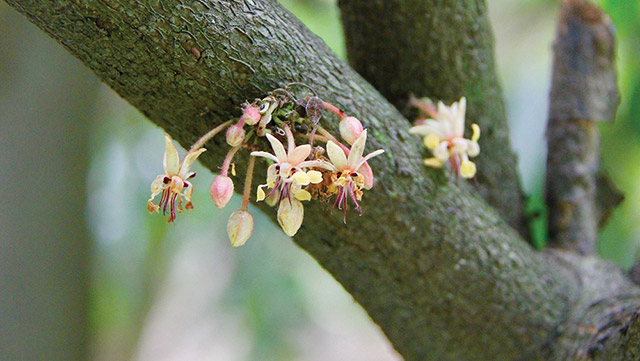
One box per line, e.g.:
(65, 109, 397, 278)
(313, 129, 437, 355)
(161, 188, 171, 215)
(169, 193, 178, 222)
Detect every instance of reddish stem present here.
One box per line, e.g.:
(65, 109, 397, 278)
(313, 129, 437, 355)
(322, 101, 346, 119)
(221, 146, 241, 177)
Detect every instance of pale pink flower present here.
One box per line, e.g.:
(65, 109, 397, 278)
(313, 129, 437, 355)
(409, 97, 480, 178)
(148, 134, 205, 222)
(251, 128, 324, 236)
(324, 129, 384, 221)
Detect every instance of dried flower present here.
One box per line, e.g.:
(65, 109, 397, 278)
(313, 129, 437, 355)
(210, 175, 234, 209)
(147, 134, 205, 222)
(323, 129, 384, 221)
(339, 116, 364, 145)
(227, 210, 254, 247)
(409, 97, 480, 178)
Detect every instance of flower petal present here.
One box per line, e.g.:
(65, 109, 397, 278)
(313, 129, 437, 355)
(299, 159, 337, 171)
(250, 151, 279, 163)
(307, 170, 323, 184)
(358, 161, 375, 190)
(292, 171, 311, 186)
(467, 141, 480, 157)
(355, 149, 385, 172)
(471, 123, 481, 143)
(460, 159, 476, 178)
(423, 157, 444, 168)
(179, 148, 206, 179)
(256, 185, 266, 202)
(326, 141, 348, 170)
(294, 189, 312, 201)
(163, 134, 180, 175)
(347, 129, 367, 168)
(424, 133, 440, 150)
(289, 144, 311, 165)
(266, 134, 287, 162)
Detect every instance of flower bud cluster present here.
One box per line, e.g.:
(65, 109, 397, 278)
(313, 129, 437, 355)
(147, 87, 384, 248)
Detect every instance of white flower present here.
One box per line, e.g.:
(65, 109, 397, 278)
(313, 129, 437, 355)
(147, 134, 205, 222)
(409, 97, 480, 178)
(251, 133, 323, 204)
(251, 127, 324, 236)
(323, 129, 384, 221)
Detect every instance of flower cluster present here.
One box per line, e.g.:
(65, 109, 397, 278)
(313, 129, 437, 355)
(409, 96, 480, 178)
(147, 85, 385, 247)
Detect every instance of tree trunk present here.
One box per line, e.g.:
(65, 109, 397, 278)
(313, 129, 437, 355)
(338, 0, 529, 239)
(4, 0, 640, 359)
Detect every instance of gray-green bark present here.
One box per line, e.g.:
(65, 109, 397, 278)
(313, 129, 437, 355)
(0, 6, 97, 361)
(4, 0, 640, 359)
(338, 0, 529, 239)
(546, 0, 619, 255)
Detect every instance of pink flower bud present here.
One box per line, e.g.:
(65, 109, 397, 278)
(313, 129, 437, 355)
(226, 124, 245, 147)
(240, 105, 261, 125)
(227, 210, 254, 247)
(339, 116, 364, 145)
(209, 175, 234, 209)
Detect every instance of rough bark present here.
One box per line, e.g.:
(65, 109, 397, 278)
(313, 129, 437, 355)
(4, 0, 640, 359)
(338, 0, 529, 239)
(546, 0, 619, 255)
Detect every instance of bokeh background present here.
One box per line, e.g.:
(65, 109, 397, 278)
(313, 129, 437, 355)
(1, 0, 639, 360)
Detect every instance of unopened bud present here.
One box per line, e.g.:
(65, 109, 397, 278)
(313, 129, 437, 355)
(339, 116, 364, 145)
(226, 124, 245, 147)
(241, 105, 261, 125)
(210, 175, 234, 209)
(227, 210, 254, 247)
(277, 199, 304, 237)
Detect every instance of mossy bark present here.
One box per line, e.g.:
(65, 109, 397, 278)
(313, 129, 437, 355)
(338, 0, 529, 239)
(4, 0, 640, 359)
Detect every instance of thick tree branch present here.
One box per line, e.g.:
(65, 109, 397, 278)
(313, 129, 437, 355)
(5, 0, 640, 359)
(338, 0, 529, 239)
(546, 0, 619, 255)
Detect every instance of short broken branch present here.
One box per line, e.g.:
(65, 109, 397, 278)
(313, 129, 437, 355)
(546, 0, 619, 255)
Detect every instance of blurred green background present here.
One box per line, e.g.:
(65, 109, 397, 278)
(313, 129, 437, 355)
(1, 0, 639, 360)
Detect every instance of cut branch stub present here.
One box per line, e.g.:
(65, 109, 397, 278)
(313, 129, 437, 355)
(546, 0, 619, 255)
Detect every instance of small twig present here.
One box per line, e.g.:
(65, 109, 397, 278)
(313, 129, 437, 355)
(545, 0, 619, 255)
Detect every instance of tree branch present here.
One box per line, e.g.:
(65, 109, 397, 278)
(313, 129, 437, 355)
(338, 0, 529, 239)
(546, 0, 619, 255)
(5, 0, 639, 359)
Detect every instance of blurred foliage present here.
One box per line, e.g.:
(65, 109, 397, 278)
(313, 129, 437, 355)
(596, 0, 640, 266)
